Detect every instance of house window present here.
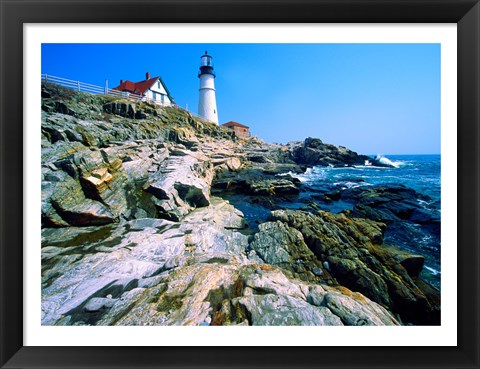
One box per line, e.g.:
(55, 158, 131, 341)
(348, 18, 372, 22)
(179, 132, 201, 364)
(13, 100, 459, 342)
(161, 94, 165, 103)
(158, 81, 161, 89)
(152, 91, 158, 100)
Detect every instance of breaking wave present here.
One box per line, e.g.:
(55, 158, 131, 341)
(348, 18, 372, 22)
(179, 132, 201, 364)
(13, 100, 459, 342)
(376, 155, 405, 168)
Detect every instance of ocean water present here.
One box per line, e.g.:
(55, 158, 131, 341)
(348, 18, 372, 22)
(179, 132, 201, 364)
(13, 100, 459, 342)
(224, 155, 441, 289)
(295, 154, 440, 203)
(292, 154, 441, 289)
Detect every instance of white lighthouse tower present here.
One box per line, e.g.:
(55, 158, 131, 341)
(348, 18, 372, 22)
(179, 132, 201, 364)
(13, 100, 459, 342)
(198, 51, 218, 124)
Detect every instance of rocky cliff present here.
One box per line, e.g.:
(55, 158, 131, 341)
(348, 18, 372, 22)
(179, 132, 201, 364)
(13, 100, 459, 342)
(41, 83, 439, 326)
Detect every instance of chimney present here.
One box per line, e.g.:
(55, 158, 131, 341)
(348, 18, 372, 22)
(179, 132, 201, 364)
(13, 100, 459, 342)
(120, 79, 124, 84)
(146, 72, 150, 80)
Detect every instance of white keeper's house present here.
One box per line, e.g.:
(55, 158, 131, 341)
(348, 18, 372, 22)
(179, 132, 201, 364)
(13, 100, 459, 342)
(113, 72, 174, 105)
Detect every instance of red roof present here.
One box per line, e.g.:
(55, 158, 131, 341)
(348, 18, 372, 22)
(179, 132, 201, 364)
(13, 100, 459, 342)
(113, 77, 159, 96)
(222, 121, 250, 129)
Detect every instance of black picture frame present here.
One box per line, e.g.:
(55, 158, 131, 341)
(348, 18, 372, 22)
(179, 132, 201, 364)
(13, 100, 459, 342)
(1, 0, 479, 368)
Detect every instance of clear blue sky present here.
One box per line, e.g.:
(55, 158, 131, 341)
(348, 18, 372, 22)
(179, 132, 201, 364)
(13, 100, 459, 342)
(42, 43, 440, 155)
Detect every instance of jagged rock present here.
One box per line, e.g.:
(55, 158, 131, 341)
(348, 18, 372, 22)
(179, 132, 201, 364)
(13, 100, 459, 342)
(41, 212, 401, 327)
(82, 167, 114, 193)
(374, 243, 425, 278)
(52, 199, 115, 226)
(241, 139, 294, 164)
(250, 222, 307, 265)
(103, 102, 136, 118)
(247, 154, 271, 163)
(249, 179, 299, 195)
(145, 150, 214, 221)
(42, 169, 116, 226)
(290, 137, 386, 167)
(96, 288, 147, 325)
(212, 169, 300, 197)
(99, 263, 243, 326)
(306, 285, 327, 306)
(41, 200, 250, 325)
(62, 261, 398, 326)
(41, 147, 135, 224)
(224, 157, 242, 171)
(326, 255, 392, 307)
(342, 184, 439, 225)
(212, 157, 243, 173)
(322, 286, 400, 326)
(168, 127, 201, 149)
(249, 221, 329, 283)
(233, 294, 344, 326)
(135, 111, 148, 120)
(269, 209, 440, 325)
(243, 267, 307, 299)
(84, 297, 118, 312)
(54, 101, 76, 116)
(227, 266, 397, 326)
(183, 197, 246, 230)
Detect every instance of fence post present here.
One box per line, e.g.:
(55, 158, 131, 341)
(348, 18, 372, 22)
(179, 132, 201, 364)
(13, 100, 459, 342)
(45, 74, 48, 83)
(77, 80, 80, 91)
(105, 79, 108, 95)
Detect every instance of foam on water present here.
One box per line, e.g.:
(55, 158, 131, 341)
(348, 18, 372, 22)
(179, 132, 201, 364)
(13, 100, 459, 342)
(286, 166, 327, 183)
(333, 181, 365, 189)
(425, 266, 440, 275)
(353, 165, 386, 169)
(375, 154, 405, 168)
(277, 171, 308, 182)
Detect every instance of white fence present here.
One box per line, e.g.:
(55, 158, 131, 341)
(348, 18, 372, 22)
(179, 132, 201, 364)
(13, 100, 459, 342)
(42, 74, 167, 105)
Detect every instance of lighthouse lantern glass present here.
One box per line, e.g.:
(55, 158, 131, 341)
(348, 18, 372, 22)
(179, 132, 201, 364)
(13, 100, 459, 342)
(201, 55, 213, 67)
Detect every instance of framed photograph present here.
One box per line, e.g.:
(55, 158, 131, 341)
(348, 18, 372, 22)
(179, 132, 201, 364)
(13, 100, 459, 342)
(1, 0, 479, 368)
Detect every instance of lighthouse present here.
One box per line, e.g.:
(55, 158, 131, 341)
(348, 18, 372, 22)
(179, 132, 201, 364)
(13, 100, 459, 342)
(198, 51, 218, 124)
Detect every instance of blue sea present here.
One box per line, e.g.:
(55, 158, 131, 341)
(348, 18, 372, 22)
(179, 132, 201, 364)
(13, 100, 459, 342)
(228, 155, 441, 289)
(290, 154, 441, 289)
(295, 155, 440, 205)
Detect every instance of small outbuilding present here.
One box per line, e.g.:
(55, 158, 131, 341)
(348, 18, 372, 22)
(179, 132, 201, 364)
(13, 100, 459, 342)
(113, 72, 174, 105)
(222, 121, 250, 137)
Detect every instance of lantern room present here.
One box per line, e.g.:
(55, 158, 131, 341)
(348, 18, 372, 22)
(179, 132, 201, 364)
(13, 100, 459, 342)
(199, 51, 215, 77)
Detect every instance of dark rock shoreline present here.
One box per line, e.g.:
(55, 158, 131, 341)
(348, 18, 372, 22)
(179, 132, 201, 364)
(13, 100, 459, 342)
(40, 83, 440, 326)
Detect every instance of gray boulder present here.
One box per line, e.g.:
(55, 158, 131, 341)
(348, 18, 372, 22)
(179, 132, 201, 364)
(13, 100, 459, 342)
(250, 221, 329, 283)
